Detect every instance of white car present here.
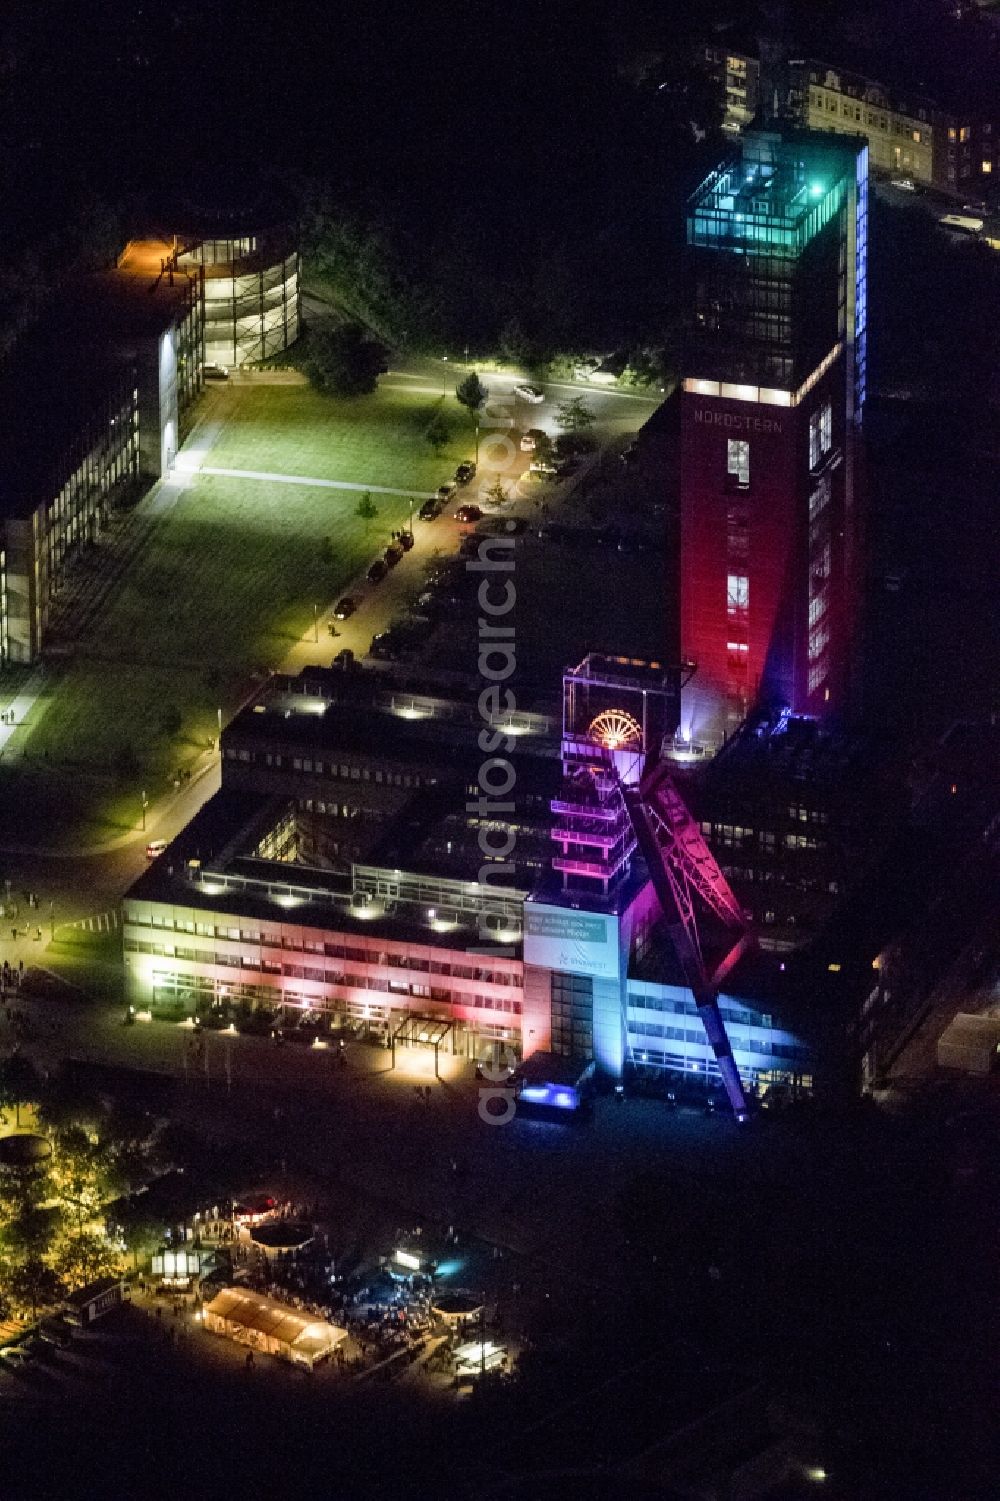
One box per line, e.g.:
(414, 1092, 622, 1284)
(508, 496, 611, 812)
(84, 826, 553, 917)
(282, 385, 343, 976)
(890, 177, 916, 192)
(513, 384, 544, 403)
(146, 839, 167, 859)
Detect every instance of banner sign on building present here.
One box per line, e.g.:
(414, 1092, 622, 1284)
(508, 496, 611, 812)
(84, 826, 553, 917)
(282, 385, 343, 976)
(523, 904, 620, 980)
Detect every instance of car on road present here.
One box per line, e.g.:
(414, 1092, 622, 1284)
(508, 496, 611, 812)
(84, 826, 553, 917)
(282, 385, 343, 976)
(419, 498, 441, 521)
(455, 503, 482, 523)
(333, 596, 356, 620)
(366, 559, 388, 584)
(514, 383, 544, 403)
(436, 483, 456, 502)
(203, 362, 230, 380)
(454, 461, 477, 485)
(383, 544, 403, 568)
(398, 530, 414, 551)
(146, 840, 167, 860)
(889, 176, 916, 192)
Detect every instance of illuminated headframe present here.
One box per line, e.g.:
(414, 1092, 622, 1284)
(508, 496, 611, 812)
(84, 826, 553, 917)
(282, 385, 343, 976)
(561, 654, 679, 785)
(552, 657, 681, 891)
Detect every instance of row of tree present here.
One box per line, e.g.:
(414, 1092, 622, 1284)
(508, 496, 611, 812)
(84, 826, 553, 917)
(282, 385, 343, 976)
(0, 1056, 168, 1319)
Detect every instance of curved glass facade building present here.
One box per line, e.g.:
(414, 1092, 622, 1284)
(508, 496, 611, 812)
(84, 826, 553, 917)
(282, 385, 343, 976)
(176, 230, 300, 368)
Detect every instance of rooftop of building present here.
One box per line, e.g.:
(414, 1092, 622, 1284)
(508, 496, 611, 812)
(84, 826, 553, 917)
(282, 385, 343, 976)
(0, 328, 133, 519)
(125, 788, 526, 954)
(225, 669, 561, 767)
(688, 129, 864, 257)
(711, 706, 866, 774)
(81, 254, 199, 341)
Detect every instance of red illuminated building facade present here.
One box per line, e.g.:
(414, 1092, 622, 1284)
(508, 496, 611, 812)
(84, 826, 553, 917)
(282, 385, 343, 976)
(679, 130, 868, 745)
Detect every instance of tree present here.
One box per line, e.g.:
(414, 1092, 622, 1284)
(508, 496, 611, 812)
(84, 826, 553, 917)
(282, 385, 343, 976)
(303, 322, 388, 396)
(355, 492, 378, 529)
(6, 1256, 62, 1320)
(50, 1126, 118, 1234)
(484, 479, 510, 509)
(555, 396, 596, 433)
(455, 371, 488, 413)
(0, 1051, 42, 1129)
(424, 410, 451, 453)
(53, 1231, 122, 1293)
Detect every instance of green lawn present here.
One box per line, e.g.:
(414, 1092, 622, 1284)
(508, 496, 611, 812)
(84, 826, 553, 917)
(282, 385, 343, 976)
(206, 383, 474, 491)
(2, 381, 468, 844)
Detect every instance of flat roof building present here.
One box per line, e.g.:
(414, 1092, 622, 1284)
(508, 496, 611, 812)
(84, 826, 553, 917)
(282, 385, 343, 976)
(123, 664, 815, 1105)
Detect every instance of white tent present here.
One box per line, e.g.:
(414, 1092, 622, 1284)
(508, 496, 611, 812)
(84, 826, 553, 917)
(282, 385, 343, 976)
(204, 1287, 346, 1369)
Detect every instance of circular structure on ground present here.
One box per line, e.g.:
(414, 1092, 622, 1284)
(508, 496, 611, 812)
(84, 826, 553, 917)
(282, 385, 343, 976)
(0, 1133, 52, 1170)
(249, 1221, 313, 1254)
(432, 1292, 484, 1324)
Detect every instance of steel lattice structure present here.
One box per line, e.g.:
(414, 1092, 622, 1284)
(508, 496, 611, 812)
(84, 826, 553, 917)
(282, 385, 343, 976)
(621, 759, 751, 1119)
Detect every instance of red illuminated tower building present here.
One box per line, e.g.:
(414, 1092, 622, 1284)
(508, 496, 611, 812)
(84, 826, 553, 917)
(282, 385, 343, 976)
(679, 130, 868, 744)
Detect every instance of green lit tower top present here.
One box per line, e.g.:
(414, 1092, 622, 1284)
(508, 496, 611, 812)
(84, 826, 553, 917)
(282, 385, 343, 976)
(686, 130, 867, 413)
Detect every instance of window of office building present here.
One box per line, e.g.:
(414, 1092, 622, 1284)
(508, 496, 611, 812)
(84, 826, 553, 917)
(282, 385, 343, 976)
(808, 401, 833, 470)
(726, 438, 750, 488)
(726, 573, 749, 624)
(550, 972, 594, 1058)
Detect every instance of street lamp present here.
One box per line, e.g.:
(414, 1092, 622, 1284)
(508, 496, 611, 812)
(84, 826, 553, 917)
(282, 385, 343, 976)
(475, 416, 480, 466)
(441, 356, 449, 397)
(217, 706, 223, 753)
(313, 603, 319, 645)
(408, 496, 414, 540)
(140, 790, 148, 832)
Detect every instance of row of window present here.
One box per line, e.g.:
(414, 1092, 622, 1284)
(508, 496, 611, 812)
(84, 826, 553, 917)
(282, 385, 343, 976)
(128, 943, 523, 1012)
(224, 744, 429, 790)
(131, 916, 517, 981)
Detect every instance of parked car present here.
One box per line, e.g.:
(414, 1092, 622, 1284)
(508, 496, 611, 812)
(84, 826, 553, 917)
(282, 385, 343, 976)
(419, 498, 441, 521)
(203, 362, 230, 380)
(529, 458, 557, 475)
(455, 503, 482, 523)
(366, 560, 387, 584)
(520, 429, 547, 452)
(333, 596, 356, 620)
(889, 176, 916, 192)
(38, 1318, 74, 1349)
(146, 839, 167, 860)
(369, 633, 400, 661)
(398, 530, 414, 551)
(436, 483, 456, 502)
(514, 383, 544, 403)
(383, 544, 403, 567)
(454, 461, 477, 485)
(0, 1346, 33, 1369)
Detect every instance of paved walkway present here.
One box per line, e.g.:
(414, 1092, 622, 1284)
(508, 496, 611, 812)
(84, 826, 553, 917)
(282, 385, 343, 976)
(177, 460, 429, 500)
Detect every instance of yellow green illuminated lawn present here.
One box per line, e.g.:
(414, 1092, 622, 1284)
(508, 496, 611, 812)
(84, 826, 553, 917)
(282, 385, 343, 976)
(2, 382, 458, 844)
